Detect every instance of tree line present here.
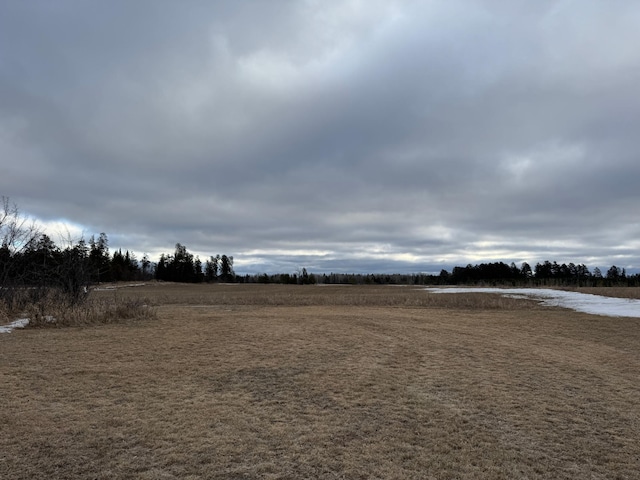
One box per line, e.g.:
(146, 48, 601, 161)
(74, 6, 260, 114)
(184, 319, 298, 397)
(3, 197, 639, 297)
(440, 261, 639, 287)
(0, 231, 236, 289)
(155, 243, 234, 283)
(0, 197, 235, 309)
(254, 262, 637, 287)
(227, 262, 640, 287)
(1, 231, 151, 291)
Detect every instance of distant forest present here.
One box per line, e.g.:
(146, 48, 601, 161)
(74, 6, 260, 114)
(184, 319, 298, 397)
(2, 196, 639, 291)
(2, 230, 639, 289)
(0, 232, 236, 291)
(244, 261, 640, 287)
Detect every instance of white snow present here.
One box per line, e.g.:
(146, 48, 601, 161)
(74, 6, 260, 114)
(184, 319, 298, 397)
(93, 283, 147, 291)
(2, 288, 638, 333)
(426, 287, 640, 318)
(0, 318, 30, 333)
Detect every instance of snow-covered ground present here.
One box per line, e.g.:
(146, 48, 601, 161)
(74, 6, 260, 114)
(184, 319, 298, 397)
(93, 283, 147, 291)
(0, 318, 30, 334)
(426, 287, 640, 318)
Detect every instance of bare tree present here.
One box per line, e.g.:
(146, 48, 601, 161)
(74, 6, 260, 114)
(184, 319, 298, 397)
(0, 197, 92, 308)
(0, 196, 39, 255)
(0, 197, 41, 306)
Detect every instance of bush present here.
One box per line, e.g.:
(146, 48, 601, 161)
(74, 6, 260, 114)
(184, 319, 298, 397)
(2, 287, 155, 329)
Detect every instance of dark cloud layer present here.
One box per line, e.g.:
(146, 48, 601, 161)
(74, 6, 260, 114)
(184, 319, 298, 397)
(2, 1, 639, 274)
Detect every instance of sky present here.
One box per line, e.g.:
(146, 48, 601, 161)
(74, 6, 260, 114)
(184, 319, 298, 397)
(1, 0, 640, 275)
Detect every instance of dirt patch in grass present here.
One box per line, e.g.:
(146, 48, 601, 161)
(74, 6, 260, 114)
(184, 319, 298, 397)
(2, 285, 639, 479)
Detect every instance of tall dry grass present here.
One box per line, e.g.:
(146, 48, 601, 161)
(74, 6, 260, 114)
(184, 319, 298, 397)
(104, 282, 545, 310)
(566, 286, 640, 299)
(0, 299, 9, 324)
(1, 287, 155, 328)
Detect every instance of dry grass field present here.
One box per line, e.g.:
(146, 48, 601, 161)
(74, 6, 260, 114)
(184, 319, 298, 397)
(2, 283, 640, 479)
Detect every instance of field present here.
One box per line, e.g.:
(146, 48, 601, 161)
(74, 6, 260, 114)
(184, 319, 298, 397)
(2, 284, 640, 479)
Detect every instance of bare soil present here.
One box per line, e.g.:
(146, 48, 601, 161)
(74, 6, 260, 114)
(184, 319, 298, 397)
(2, 284, 639, 479)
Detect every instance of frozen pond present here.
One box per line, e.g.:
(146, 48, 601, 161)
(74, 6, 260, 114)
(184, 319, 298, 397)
(426, 288, 640, 318)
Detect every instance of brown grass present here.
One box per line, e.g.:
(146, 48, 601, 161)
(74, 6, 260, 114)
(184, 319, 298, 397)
(106, 282, 547, 309)
(0, 299, 9, 324)
(35, 297, 154, 328)
(0, 287, 155, 328)
(566, 286, 640, 299)
(1, 284, 639, 479)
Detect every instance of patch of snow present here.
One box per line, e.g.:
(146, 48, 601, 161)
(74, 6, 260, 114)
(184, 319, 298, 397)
(93, 283, 147, 291)
(425, 288, 640, 318)
(0, 318, 30, 333)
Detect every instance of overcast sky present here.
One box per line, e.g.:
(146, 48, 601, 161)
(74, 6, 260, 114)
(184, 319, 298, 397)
(2, 1, 640, 274)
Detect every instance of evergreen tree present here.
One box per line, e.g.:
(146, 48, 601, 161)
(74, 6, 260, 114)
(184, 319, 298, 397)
(194, 256, 203, 283)
(141, 253, 152, 280)
(521, 262, 533, 279)
(205, 255, 219, 282)
(220, 255, 234, 282)
(57, 238, 91, 304)
(89, 233, 111, 282)
(172, 243, 195, 282)
(156, 254, 168, 281)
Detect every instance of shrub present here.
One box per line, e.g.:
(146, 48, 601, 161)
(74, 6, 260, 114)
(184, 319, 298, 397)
(2, 287, 155, 329)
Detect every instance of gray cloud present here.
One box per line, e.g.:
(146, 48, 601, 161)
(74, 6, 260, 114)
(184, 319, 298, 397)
(2, 1, 640, 274)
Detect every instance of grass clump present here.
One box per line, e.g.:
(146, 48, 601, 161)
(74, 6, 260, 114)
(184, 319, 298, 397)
(28, 297, 154, 328)
(1, 287, 155, 329)
(0, 300, 10, 324)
